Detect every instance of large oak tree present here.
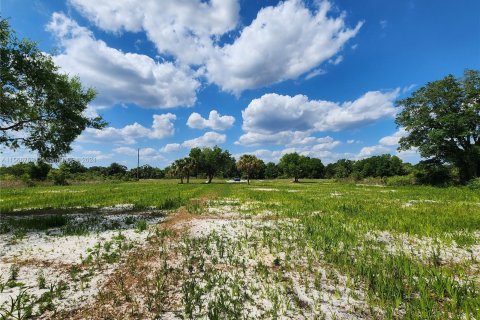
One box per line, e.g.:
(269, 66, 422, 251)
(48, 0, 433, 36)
(0, 18, 105, 159)
(396, 70, 479, 182)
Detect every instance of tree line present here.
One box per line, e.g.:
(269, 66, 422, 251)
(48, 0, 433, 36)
(1, 148, 473, 187)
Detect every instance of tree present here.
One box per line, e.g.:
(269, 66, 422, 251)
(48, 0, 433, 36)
(0, 18, 106, 159)
(396, 70, 480, 182)
(325, 159, 354, 179)
(183, 157, 197, 183)
(352, 154, 406, 179)
(188, 148, 202, 178)
(106, 163, 127, 176)
(264, 162, 280, 179)
(304, 157, 325, 179)
(29, 161, 51, 180)
(170, 159, 187, 184)
(193, 146, 231, 183)
(59, 160, 87, 174)
(279, 153, 307, 182)
(236, 155, 263, 184)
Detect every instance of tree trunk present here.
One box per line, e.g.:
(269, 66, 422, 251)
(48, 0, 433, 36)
(247, 174, 250, 185)
(207, 175, 213, 184)
(180, 177, 184, 184)
(187, 175, 190, 184)
(293, 177, 299, 183)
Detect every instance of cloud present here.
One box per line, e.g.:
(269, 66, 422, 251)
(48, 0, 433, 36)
(81, 150, 112, 160)
(305, 68, 327, 80)
(113, 147, 166, 162)
(69, 0, 361, 94)
(329, 55, 344, 65)
(68, 0, 240, 65)
(159, 132, 227, 152)
(380, 20, 388, 29)
(379, 128, 408, 146)
(206, 0, 362, 93)
(159, 143, 182, 153)
(187, 110, 235, 131)
(236, 130, 341, 148)
(47, 12, 199, 108)
(238, 90, 399, 145)
(78, 113, 176, 144)
(356, 145, 391, 158)
(182, 132, 227, 148)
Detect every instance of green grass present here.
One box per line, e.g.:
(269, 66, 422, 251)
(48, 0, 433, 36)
(1, 178, 479, 318)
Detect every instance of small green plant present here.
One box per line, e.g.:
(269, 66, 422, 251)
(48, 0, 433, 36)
(37, 270, 46, 289)
(135, 219, 148, 232)
(9, 264, 19, 281)
(467, 177, 480, 190)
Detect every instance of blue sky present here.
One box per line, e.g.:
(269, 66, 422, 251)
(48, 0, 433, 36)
(2, 0, 479, 168)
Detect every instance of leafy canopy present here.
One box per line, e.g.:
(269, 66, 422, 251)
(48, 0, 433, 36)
(0, 18, 106, 159)
(236, 154, 264, 183)
(395, 69, 480, 182)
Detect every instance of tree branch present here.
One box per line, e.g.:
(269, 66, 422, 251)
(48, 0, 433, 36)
(0, 119, 37, 131)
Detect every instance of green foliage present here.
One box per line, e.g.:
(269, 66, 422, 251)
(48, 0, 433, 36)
(0, 161, 50, 180)
(396, 69, 480, 182)
(264, 162, 280, 179)
(467, 178, 480, 190)
(385, 174, 416, 186)
(325, 159, 354, 179)
(0, 18, 106, 159)
(414, 160, 454, 186)
(352, 154, 406, 179)
(279, 153, 325, 182)
(189, 146, 232, 183)
(29, 160, 51, 180)
(106, 162, 127, 176)
(59, 160, 87, 174)
(128, 164, 164, 179)
(236, 154, 264, 184)
(49, 169, 69, 186)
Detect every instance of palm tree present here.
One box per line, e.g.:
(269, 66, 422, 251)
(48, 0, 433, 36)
(171, 159, 186, 184)
(236, 154, 263, 184)
(183, 157, 197, 183)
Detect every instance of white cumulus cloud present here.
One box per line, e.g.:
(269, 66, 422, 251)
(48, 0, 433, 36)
(187, 110, 235, 131)
(206, 0, 362, 93)
(47, 12, 199, 108)
(68, 0, 361, 94)
(182, 132, 227, 148)
(113, 147, 166, 162)
(68, 0, 240, 65)
(379, 128, 408, 146)
(238, 90, 399, 146)
(78, 114, 176, 145)
(159, 143, 182, 153)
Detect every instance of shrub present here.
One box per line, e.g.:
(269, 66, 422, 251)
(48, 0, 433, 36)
(467, 178, 480, 190)
(49, 170, 69, 186)
(386, 174, 416, 186)
(21, 173, 35, 187)
(413, 160, 453, 186)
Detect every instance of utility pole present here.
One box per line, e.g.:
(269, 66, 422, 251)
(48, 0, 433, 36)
(137, 148, 140, 180)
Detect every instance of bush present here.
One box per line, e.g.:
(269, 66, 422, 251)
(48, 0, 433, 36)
(467, 178, 480, 190)
(386, 174, 416, 186)
(21, 173, 35, 187)
(49, 170, 69, 186)
(414, 160, 453, 186)
(29, 161, 51, 180)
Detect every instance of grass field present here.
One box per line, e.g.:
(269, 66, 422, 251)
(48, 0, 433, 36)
(1, 179, 479, 319)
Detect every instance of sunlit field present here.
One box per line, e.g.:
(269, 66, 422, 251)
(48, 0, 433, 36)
(1, 179, 479, 319)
